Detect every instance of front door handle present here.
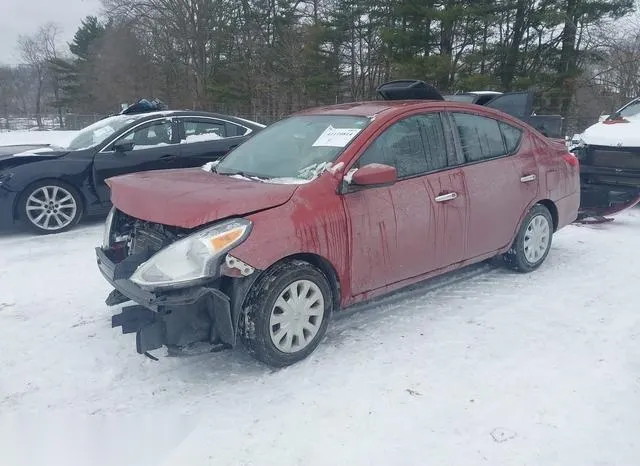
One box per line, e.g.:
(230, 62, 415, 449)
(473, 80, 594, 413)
(435, 192, 458, 202)
(520, 174, 537, 182)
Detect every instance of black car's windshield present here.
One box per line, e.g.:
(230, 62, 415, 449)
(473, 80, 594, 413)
(66, 114, 147, 150)
(216, 115, 370, 181)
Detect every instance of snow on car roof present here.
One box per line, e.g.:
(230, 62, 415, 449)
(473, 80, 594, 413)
(466, 90, 502, 95)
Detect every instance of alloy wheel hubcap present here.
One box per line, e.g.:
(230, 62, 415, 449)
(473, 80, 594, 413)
(269, 280, 324, 353)
(523, 214, 550, 264)
(26, 186, 77, 231)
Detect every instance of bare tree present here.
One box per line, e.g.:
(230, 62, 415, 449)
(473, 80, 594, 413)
(17, 23, 63, 128)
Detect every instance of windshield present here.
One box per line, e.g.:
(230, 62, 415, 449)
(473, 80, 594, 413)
(65, 114, 147, 150)
(619, 99, 640, 118)
(216, 115, 370, 181)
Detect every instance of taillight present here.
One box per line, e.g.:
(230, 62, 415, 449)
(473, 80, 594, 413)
(562, 152, 579, 167)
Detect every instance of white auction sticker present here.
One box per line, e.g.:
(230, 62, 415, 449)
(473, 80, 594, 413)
(312, 125, 362, 147)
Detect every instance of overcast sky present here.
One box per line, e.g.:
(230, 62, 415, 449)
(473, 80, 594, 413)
(0, 0, 102, 65)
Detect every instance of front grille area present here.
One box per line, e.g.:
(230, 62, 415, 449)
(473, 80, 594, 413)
(589, 147, 640, 170)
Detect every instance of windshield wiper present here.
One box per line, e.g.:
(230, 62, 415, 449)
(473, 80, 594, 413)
(216, 169, 271, 180)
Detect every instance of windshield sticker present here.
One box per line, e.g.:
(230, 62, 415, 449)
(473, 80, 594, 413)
(312, 126, 362, 147)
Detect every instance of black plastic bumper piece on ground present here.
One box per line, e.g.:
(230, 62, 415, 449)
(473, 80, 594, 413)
(106, 289, 130, 306)
(137, 320, 165, 354)
(112, 305, 156, 334)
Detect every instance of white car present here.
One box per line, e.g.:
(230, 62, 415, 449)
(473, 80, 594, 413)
(578, 98, 640, 147)
(571, 97, 640, 217)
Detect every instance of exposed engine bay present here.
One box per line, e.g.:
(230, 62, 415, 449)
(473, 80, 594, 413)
(106, 209, 189, 262)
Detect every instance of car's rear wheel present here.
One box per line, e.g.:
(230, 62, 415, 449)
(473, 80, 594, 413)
(503, 204, 553, 273)
(19, 180, 83, 234)
(242, 260, 332, 367)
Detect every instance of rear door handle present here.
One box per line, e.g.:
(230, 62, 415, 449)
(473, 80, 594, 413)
(520, 174, 537, 182)
(435, 192, 458, 202)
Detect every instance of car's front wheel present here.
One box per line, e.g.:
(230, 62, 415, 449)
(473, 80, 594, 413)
(242, 260, 333, 367)
(503, 204, 553, 272)
(19, 180, 83, 234)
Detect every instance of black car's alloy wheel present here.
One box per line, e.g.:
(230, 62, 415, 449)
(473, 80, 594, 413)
(19, 180, 83, 234)
(242, 260, 333, 367)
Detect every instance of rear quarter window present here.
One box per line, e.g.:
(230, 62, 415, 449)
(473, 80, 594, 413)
(499, 121, 523, 153)
(451, 113, 506, 162)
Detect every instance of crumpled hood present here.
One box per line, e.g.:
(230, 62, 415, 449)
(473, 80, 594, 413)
(0, 145, 69, 167)
(580, 116, 640, 147)
(107, 168, 299, 228)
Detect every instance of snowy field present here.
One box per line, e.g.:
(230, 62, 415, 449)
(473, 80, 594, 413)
(0, 130, 79, 147)
(1, 209, 639, 465)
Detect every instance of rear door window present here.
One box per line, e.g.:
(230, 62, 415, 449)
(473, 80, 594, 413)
(180, 118, 248, 143)
(414, 113, 449, 172)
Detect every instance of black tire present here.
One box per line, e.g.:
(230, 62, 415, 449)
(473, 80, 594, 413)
(503, 204, 554, 273)
(18, 180, 83, 234)
(242, 260, 333, 367)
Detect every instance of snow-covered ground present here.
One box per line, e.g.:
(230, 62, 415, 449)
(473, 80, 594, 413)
(0, 130, 79, 147)
(1, 211, 639, 466)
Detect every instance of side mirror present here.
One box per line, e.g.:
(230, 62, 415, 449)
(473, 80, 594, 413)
(350, 163, 397, 187)
(113, 141, 134, 153)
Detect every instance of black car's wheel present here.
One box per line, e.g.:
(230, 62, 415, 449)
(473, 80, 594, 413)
(242, 260, 333, 367)
(503, 204, 553, 273)
(18, 180, 83, 234)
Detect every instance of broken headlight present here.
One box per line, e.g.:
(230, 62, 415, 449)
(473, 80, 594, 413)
(102, 207, 116, 248)
(130, 218, 252, 290)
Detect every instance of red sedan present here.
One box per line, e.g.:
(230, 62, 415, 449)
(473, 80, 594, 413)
(97, 81, 580, 367)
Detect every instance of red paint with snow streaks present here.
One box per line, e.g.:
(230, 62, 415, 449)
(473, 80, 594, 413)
(107, 100, 580, 308)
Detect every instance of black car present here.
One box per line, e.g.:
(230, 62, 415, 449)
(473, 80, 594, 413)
(443, 90, 564, 138)
(0, 108, 264, 234)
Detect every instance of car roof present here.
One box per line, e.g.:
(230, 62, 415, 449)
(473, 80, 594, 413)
(295, 100, 443, 118)
(116, 110, 265, 128)
(294, 99, 514, 120)
(291, 98, 533, 134)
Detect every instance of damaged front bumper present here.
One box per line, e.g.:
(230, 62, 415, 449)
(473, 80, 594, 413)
(573, 144, 640, 219)
(95, 246, 256, 355)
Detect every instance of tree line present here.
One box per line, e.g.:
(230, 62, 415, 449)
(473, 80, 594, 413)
(0, 0, 638, 133)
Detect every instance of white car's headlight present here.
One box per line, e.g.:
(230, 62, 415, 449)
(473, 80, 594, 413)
(130, 218, 252, 290)
(102, 207, 116, 248)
